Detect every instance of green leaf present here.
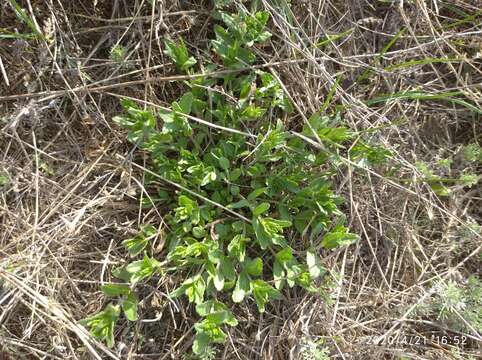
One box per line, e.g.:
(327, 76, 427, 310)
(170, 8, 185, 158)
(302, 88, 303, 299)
(430, 183, 451, 196)
(192, 226, 206, 239)
(253, 217, 291, 249)
(193, 332, 210, 355)
(252, 217, 270, 249)
(81, 304, 120, 348)
(295, 270, 317, 292)
(228, 235, 248, 262)
(219, 257, 236, 281)
(230, 185, 240, 196)
(200, 171, 217, 186)
(245, 257, 263, 276)
(121, 293, 138, 321)
(218, 156, 230, 171)
(101, 284, 131, 297)
(111, 266, 132, 282)
(205, 310, 238, 326)
(247, 187, 267, 201)
(252, 202, 270, 216)
(306, 249, 325, 279)
(232, 286, 245, 303)
(163, 38, 197, 72)
(196, 300, 224, 314)
(321, 226, 359, 249)
(179, 92, 193, 114)
(229, 168, 243, 181)
(229, 198, 250, 209)
(273, 260, 285, 290)
(0, 174, 9, 187)
(169, 284, 187, 299)
(232, 271, 250, 303)
(241, 105, 266, 120)
(275, 247, 293, 263)
(196, 300, 218, 317)
(175, 195, 200, 224)
(213, 270, 224, 291)
(122, 236, 148, 258)
(194, 319, 227, 352)
(195, 300, 237, 327)
(172, 275, 206, 304)
(250, 279, 281, 313)
(125, 254, 162, 284)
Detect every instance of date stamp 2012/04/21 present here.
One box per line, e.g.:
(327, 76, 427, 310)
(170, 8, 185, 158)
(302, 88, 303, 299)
(363, 334, 468, 347)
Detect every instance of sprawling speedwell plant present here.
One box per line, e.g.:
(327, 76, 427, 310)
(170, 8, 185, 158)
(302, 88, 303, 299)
(82, 9, 367, 357)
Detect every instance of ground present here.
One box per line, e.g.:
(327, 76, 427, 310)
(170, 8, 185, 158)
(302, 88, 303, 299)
(0, 1, 481, 359)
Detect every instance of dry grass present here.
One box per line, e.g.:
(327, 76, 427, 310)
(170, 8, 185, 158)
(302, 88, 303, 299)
(0, 0, 481, 359)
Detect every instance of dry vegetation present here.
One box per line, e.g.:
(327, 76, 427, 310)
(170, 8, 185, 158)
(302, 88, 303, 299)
(0, 0, 481, 359)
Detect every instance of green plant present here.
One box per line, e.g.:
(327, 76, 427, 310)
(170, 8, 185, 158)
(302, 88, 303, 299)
(0, 172, 8, 187)
(299, 337, 330, 360)
(83, 9, 362, 357)
(463, 143, 482, 163)
(430, 277, 482, 333)
(163, 38, 197, 72)
(80, 304, 120, 348)
(122, 224, 157, 257)
(110, 45, 127, 63)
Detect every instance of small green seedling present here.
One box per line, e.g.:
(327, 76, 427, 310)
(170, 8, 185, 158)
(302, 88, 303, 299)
(110, 45, 127, 63)
(0, 173, 8, 187)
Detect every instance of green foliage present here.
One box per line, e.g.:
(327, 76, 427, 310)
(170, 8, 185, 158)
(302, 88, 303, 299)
(123, 254, 162, 284)
(414, 149, 481, 196)
(101, 284, 139, 321)
(463, 143, 482, 163)
(164, 38, 197, 72)
(321, 225, 359, 249)
(459, 171, 479, 188)
(0, 172, 8, 187)
(80, 304, 120, 348)
(122, 224, 156, 257)
(193, 300, 238, 355)
(349, 142, 392, 167)
(430, 277, 482, 332)
(84, 9, 360, 356)
(299, 337, 330, 360)
(110, 45, 127, 63)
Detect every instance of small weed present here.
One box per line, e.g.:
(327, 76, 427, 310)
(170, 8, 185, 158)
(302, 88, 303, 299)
(299, 338, 330, 360)
(463, 143, 482, 163)
(413, 153, 480, 196)
(110, 45, 127, 63)
(0, 173, 9, 187)
(430, 277, 482, 333)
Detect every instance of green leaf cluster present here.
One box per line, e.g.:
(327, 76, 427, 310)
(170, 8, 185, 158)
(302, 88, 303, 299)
(164, 38, 197, 72)
(80, 304, 120, 348)
(84, 9, 360, 356)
